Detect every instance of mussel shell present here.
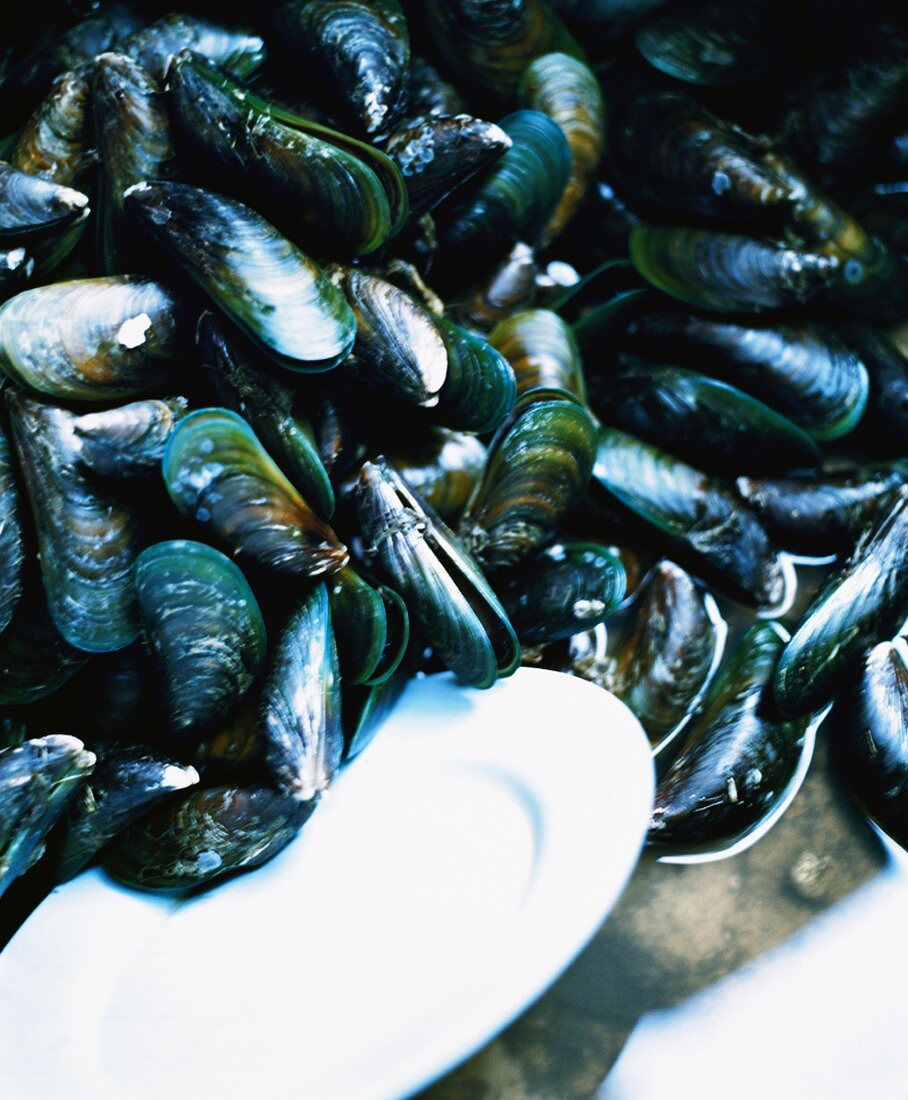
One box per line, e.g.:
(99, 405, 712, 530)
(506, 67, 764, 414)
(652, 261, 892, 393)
(343, 666, 408, 761)
(0, 416, 24, 634)
(622, 310, 870, 442)
(329, 566, 387, 686)
(497, 541, 626, 645)
(635, 0, 778, 86)
(607, 86, 792, 229)
(356, 458, 520, 689)
(259, 583, 343, 800)
(405, 55, 465, 119)
(135, 540, 267, 737)
(737, 464, 907, 557)
(385, 114, 511, 216)
(125, 181, 356, 374)
(52, 743, 199, 882)
(74, 398, 188, 478)
(0, 277, 184, 402)
(489, 308, 585, 404)
(459, 398, 598, 570)
(10, 70, 89, 185)
(842, 327, 908, 454)
(433, 317, 516, 433)
(280, 0, 409, 138)
(424, 0, 582, 101)
(774, 489, 908, 718)
(166, 52, 395, 258)
(591, 365, 822, 476)
(106, 784, 310, 891)
(630, 224, 839, 313)
(649, 622, 807, 846)
(590, 426, 792, 613)
(829, 638, 908, 848)
(518, 52, 604, 243)
(93, 52, 178, 273)
(0, 160, 88, 247)
(386, 428, 486, 522)
(123, 13, 266, 84)
(0, 735, 95, 898)
(163, 408, 348, 578)
(435, 110, 571, 278)
(367, 584, 410, 684)
(338, 267, 448, 407)
(604, 560, 726, 753)
(196, 313, 334, 518)
(7, 392, 141, 653)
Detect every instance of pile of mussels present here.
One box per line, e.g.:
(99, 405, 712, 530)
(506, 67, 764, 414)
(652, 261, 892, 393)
(0, 0, 906, 911)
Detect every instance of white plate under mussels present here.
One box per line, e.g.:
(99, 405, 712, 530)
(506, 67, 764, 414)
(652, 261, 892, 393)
(0, 667, 654, 1100)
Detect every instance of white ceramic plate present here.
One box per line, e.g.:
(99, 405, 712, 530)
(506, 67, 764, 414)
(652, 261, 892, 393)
(0, 668, 653, 1100)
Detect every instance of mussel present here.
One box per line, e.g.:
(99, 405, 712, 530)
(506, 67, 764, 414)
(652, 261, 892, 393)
(7, 392, 141, 653)
(259, 583, 343, 800)
(123, 12, 266, 84)
(74, 398, 189, 478)
(774, 489, 908, 717)
(604, 561, 726, 754)
(590, 426, 792, 613)
(10, 70, 89, 186)
(0, 416, 24, 634)
(0, 160, 89, 247)
(459, 398, 598, 570)
(829, 638, 908, 848)
(0, 277, 185, 402)
(386, 429, 486, 522)
(125, 181, 356, 374)
(163, 408, 348, 578)
(489, 308, 585, 404)
(356, 458, 520, 689)
(649, 622, 809, 846)
(433, 317, 516, 433)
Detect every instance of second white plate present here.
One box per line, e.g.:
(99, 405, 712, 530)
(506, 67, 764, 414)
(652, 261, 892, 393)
(0, 667, 653, 1100)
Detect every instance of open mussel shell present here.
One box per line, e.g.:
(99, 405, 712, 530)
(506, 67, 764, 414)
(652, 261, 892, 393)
(163, 408, 348, 578)
(737, 464, 907, 558)
(635, 0, 778, 86)
(10, 70, 89, 186)
(338, 267, 448, 407)
(604, 560, 726, 755)
(197, 313, 334, 518)
(629, 224, 839, 314)
(0, 735, 95, 899)
(518, 52, 605, 243)
(356, 458, 520, 689)
(7, 392, 141, 653)
(328, 566, 388, 686)
(432, 317, 516, 433)
(167, 52, 396, 258)
(51, 743, 200, 883)
(0, 277, 185, 402)
(259, 584, 343, 801)
(135, 540, 267, 738)
(774, 489, 908, 718)
(93, 51, 178, 273)
(590, 426, 793, 614)
(591, 365, 822, 476)
(435, 110, 571, 279)
(123, 12, 266, 84)
(386, 114, 511, 217)
(608, 86, 792, 231)
(0, 577, 87, 706)
(106, 784, 311, 892)
(74, 397, 189, 478)
(125, 181, 356, 374)
(424, 0, 582, 101)
(459, 398, 598, 570)
(622, 310, 870, 442)
(0, 160, 89, 247)
(489, 308, 585, 405)
(829, 638, 908, 849)
(386, 428, 486, 523)
(649, 622, 809, 847)
(279, 0, 409, 138)
(497, 541, 626, 646)
(0, 416, 24, 635)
